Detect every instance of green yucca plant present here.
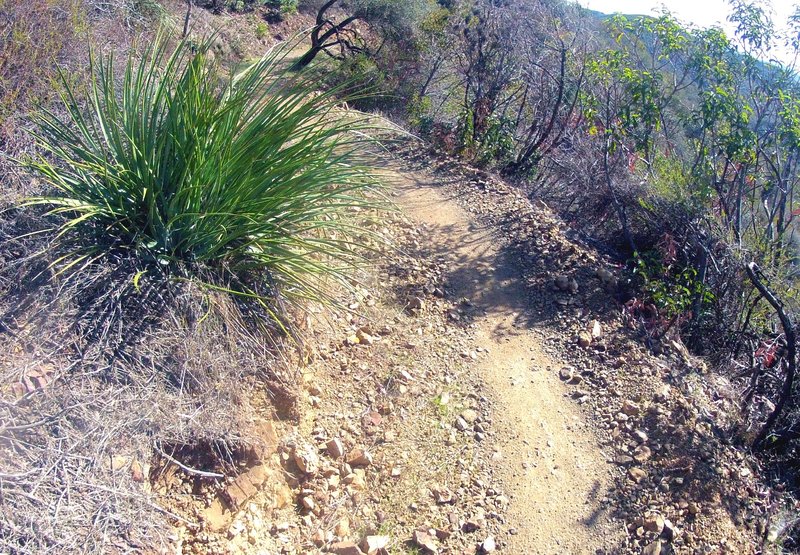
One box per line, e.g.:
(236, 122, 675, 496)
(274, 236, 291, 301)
(23, 33, 385, 315)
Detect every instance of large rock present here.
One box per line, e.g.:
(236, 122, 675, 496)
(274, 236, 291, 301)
(643, 513, 664, 534)
(344, 471, 367, 491)
(327, 438, 345, 459)
(633, 445, 652, 462)
(481, 536, 497, 553)
(559, 366, 583, 385)
(590, 320, 602, 340)
(621, 400, 641, 416)
(346, 448, 373, 467)
(292, 444, 320, 475)
(412, 529, 438, 553)
(460, 409, 479, 424)
(596, 267, 613, 283)
(661, 519, 677, 541)
(628, 467, 647, 483)
(431, 485, 455, 504)
(360, 535, 390, 554)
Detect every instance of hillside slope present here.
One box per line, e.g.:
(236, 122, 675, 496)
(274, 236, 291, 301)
(0, 2, 783, 552)
(163, 141, 764, 554)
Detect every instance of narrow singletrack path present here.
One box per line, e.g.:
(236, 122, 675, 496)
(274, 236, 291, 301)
(392, 168, 623, 554)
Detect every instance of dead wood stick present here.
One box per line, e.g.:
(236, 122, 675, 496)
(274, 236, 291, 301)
(745, 262, 796, 450)
(155, 445, 225, 479)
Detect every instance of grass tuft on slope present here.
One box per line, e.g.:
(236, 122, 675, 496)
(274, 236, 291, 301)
(23, 32, 385, 322)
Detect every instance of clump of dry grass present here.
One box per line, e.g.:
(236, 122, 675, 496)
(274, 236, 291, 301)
(0, 207, 302, 553)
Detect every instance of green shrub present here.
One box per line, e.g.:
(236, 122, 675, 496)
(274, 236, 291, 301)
(269, 0, 297, 14)
(632, 251, 714, 320)
(408, 93, 433, 133)
(225, 0, 296, 15)
(23, 34, 383, 316)
(255, 21, 269, 39)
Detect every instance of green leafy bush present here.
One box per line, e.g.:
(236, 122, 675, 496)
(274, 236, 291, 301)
(633, 253, 713, 320)
(24, 34, 382, 314)
(255, 21, 269, 39)
(407, 93, 434, 135)
(223, 0, 296, 15)
(270, 0, 298, 13)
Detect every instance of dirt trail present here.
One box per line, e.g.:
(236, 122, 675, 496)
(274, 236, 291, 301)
(392, 169, 623, 553)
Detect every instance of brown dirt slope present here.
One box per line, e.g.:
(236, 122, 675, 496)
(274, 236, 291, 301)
(385, 143, 766, 554)
(178, 141, 764, 554)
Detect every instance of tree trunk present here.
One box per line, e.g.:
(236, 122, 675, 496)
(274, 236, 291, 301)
(182, 0, 192, 38)
(688, 232, 709, 339)
(603, 134, 637, 255)
(293, 46, 322, 70)
(746, 262, 797, 450)
(292, 13, 362, 70)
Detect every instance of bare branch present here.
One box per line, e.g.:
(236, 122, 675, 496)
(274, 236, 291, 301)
(745, 262, 797, 450)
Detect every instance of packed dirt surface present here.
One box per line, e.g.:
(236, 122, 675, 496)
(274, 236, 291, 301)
(393, 170, 622, 552)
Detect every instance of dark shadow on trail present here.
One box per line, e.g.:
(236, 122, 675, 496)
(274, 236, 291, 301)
(390, 167, 582, 335)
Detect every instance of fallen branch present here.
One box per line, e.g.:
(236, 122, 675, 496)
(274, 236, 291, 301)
(155, 445, 225, 479)
(182, 0, 192, 38)
(0, 469, 37, 481)
(745, 262, 796, 450)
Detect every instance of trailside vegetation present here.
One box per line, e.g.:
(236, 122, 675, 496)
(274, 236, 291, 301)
(24, 34, 383, 318)
(301, 0, 800, 532)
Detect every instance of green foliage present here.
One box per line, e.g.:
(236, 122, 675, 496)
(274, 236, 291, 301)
(224, 0, 296, 14)
(608, 11, 689, 58)
(419, 6, 451, 37)
(407, 93, 433, 134)
(454, 106, 513, 165)
(457, 107, 476, 155)
(127, 0, 167, 22)
(301, 0, 433, 31)
(23, 34, 384, 313)
(778, 89, 800, 148)
(633, 252, 713, 319)
(343, 53, 385, 86)
(585, 33, 671, 162)
(648, 153, 696, 206)
(268, 0, 298, 14)
(477, 115, 514, 164)
(255, 21, 269, 39)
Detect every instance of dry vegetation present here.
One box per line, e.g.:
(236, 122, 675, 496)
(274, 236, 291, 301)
(0, 1, 371, 552)
(3, 0, 800, 552)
